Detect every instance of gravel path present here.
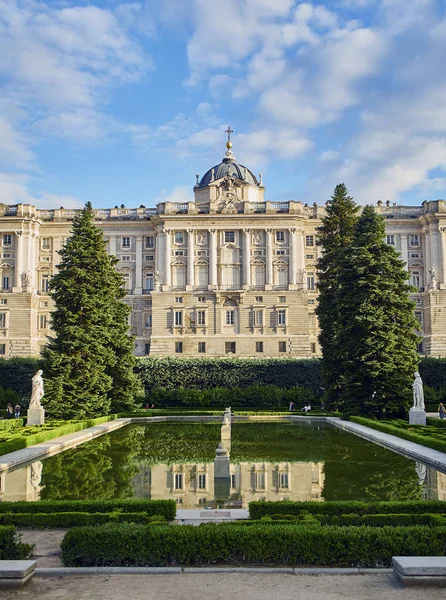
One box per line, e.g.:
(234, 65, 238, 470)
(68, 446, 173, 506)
(1, 573, 445, 600)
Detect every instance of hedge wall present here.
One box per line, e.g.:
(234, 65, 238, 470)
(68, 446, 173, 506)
(249, 500, 446, 519)
(136, 357, 323, 393)
(0, 512, 168, 528)
(61, 522, 446, 567)
(0, 500, 176, 521)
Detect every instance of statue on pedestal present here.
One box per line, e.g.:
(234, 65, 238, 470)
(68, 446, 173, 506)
(412, 371, 425, 410)
(30, 370, 44, 407)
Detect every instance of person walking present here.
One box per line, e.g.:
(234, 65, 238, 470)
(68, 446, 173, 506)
(439, 402, 446, 420)
(6, 403, 13, 419)
(14, 404, 21, 418)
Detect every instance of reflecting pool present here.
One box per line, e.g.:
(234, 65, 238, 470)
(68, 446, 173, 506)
(1, 421, 445, 507)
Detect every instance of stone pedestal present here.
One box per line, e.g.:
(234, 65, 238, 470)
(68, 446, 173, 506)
(27, 407, 45, 426)
(214, 443, 230, 479)
(409, 408, 426, 426)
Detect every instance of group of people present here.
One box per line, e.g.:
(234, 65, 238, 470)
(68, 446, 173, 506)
(6, 403, 21, 419)
(289, 402, 312, 413)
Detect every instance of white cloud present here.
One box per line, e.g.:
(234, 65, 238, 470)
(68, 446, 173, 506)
(155, 186, 194, 204)
(0, 116, 35, 168)
(0, 173, 83, 207)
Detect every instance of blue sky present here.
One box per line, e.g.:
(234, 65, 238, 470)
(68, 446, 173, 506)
(1, 0, 446, 209)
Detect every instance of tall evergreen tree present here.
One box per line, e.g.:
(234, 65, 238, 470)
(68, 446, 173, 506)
(336, 205, 419, 417)
(316, 184, 359, 411)
(42, 203, 139, 419)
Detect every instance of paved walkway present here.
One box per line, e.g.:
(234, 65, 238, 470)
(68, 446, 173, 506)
(2, 572, 445, 599)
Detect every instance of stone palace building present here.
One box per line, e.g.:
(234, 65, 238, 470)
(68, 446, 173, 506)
(1, 134, 446, 359)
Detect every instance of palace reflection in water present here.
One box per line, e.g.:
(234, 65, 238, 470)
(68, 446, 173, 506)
(1, 459, 446, 507)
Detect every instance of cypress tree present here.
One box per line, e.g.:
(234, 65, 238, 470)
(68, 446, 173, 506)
(316, 184, 359, 411)
(42, 203, 139, 419)
(336, 205, 419, 417)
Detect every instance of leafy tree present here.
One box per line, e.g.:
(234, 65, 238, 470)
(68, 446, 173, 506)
(316, 184, 359, 410)
(42, 202, 139, 419)
(336, 205, 419, 417)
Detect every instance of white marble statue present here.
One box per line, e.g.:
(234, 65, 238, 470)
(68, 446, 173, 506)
(412, 371, 425, 410)
(429, 267, 437, 287)
(30, 370, 44, 407)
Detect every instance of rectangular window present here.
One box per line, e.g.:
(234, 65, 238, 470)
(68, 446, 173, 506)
(307, 272, 315, 290)
(0, 344, 5, 356)
(410, 234, 420, 247)
(231, 474, 237, 489)
(224, 231, 235, 243)
(175, 297, 183, 303)
(255, 296, 263, 302)
(311, 342, 316, 353)
(174, 311, 183, 326)
(386, 235, 395, 246)
(38, 314, 48, 329)
(175, 250, 184, 256)
(41, 238, 50, 249)
(415, 311, 423, 326)
(144, 255, 154, 261)
(225, 341, 236, 354)
(0, 299, 7, 305)
(305, 235, 314, 246)
(308, 299, 315, 305)
(41, 274, 49, 293)
(145, 236, 154, 248)
(277, 309, 286, 326)
(0, 313, 6, 328)
(122, 237, 130, 248)
(278, 296, 286, 303)
(145, 274, 154, 291)
(144, 343, 150, 355)
(197, 250, 206, 256)
(280, 473, 289, 488)
(226, 310, 235, 325)
(279, 341, 287, 353)
(121, 255, 131, 261)
(416, 297, 422, 306)
(174, 473, 183, 489)
(144, 313, 152, 328)
(411, 270, 421, 289)
(198, 341, 206, 353)
(2, 276, 10, 291)
(2, 253, 11, 259)
(198, 474, 206, 489)
(305, 254, 315, 260)
(197, 310, 206, 326)
(276, 250, 285, 255)
(174, 232, 184, 244)
(175, 341, 183, 353)
(253, 472, 266, 490)
(254, 309, 263, 326)
(2, 234, 11, 246)
(276, 231, 285, 243)
(198, 296, 206, 302)
(256, 341, 264, 353)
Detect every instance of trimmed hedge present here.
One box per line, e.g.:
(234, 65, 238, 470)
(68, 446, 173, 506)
(0, 500, 176, 521)
(0, 415, 118, 456)
(136, 357, 323, 393)
(349, 416, 446, 454)
(249, 500, 446, 519)
(61, 522, 446, 567)
(0, 512, 167, 528)
(147, 385, 316, 408)
(0, 526, 34, 559)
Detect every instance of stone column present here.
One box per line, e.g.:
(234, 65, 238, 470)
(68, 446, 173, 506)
(242, 228, 251, 289)
(440, 227, 446, 287)
(155, 227, 163, 287)
(289, 228, 297, 288)
(400, 234, 408, 268)
(187, 229, 194, 290)
(296, 229, 305, 288)
(423, 229, 431, 285)
(13, 231, 23, 291)
(163, 228, 171, 290)
(135, 236, 143, 294)
(109, 236, 117, 256)
(431, 229, 440, 289)
(209, 229, 218, 288)
(265, 228, 273, 289)
(52, 237, 61, 275)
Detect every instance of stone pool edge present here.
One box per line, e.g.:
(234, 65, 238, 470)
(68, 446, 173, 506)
(1, 414, 446, 476)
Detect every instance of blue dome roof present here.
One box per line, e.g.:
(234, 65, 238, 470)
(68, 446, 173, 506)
(197, 157, 259, 188)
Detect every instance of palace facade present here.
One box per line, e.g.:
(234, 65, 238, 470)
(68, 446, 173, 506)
(1, 140, 446, 359)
